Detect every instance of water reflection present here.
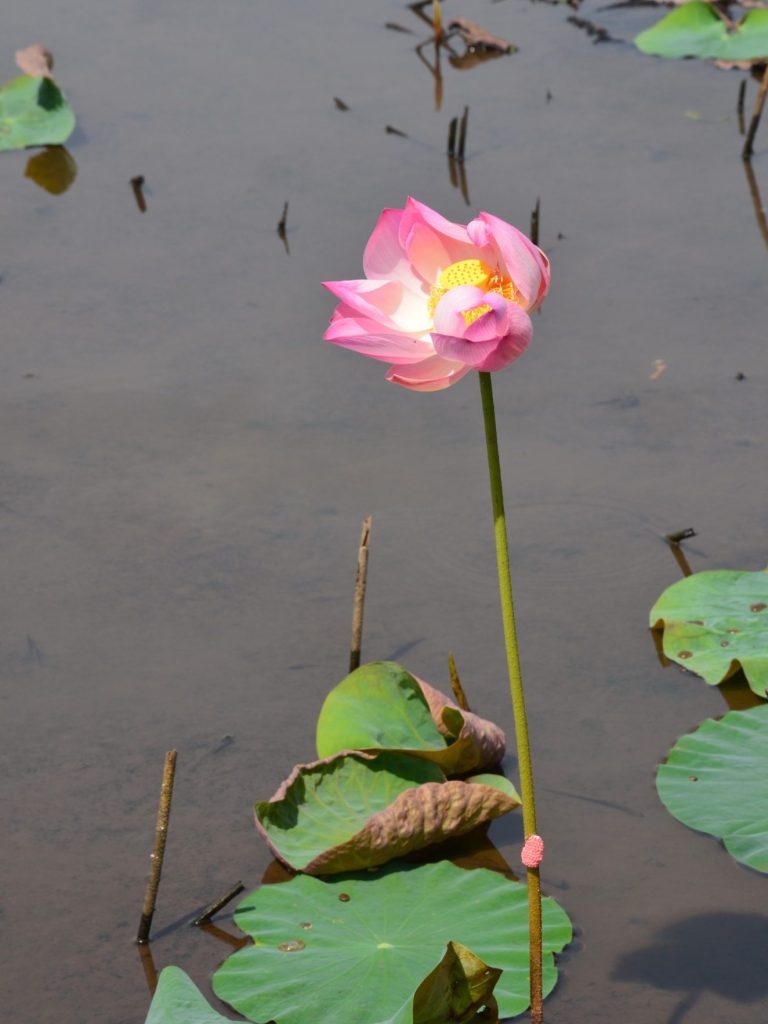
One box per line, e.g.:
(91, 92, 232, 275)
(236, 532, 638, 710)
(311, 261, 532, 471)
(613, 912, 768, 1022)
(716, 670, 766, 711)
(24, 146, 77, 194)
(199, 921, 249, 951)
(742, 158, 768, 250)
(137, 942, 159, 996)
(411, 2, 514, 111)
(415, 39, 444, 111)
(447, 151, 470, 205)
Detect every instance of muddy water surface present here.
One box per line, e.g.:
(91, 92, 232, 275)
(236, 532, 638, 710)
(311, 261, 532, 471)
(1, 1, 766, 1023)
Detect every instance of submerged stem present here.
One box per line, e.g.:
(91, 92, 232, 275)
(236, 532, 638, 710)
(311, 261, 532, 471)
(478, 371, 543, 1023)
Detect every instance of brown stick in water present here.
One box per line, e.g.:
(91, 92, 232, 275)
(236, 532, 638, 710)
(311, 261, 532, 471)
(743, 63, 768, 160)
(192, 882, 245, 926)
(350, 517, 373, 672)
(136, 750, 177, 944)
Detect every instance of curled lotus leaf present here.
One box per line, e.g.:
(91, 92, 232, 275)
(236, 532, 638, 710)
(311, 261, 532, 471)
(316, 662, 506, 775)
(0, 74, 75, 151)
(212, 860, 573, 1024)
(635, 2, 768, 60)
(256, 751, 519, 874)
(650, 569, 768, 698)
(657, 704, 768, 872)
(408, 941, 502, 1024)
(418, 677, 506, 773)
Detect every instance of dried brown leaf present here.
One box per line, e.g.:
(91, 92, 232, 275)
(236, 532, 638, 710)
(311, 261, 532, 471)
(15, 44, 54, 78)
(447, 17, 515, 52)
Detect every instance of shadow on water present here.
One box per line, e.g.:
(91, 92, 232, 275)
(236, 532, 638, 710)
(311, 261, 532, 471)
(613, 912, 768, 1023)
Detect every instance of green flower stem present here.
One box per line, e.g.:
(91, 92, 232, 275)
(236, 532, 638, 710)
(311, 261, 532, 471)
(478, 370, 543, 1024)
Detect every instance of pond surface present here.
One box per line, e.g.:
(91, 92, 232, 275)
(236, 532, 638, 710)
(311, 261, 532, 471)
(1, 1, 766, 1022)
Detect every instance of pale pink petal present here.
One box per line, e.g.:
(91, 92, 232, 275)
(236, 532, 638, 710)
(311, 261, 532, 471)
(401, 197, 472, 245)
(474, 325, 530, 372)
(467, 218, 491, 248)
(433, 298, 531, 371)
(386, 354, 471, 392)
(323, 278, 431, 334)
(432, 285, 488, 337)
(521, 834, 544, 869)
(402, 222, 452, 286)
(479, 212, 551, 312)
(363, 208, 427, 296)
(325, 314, 434, 364)
(463, 297, 508, 343)
(432, 332, 503, 368)
(399, 198, 480, 267)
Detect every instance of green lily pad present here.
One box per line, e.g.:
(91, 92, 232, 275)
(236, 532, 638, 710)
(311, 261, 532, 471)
(146, 966, 237, 1024)
(144, 949, 499, 1024)
(316, 662, 505, 775)
(212, 860, 572, 1024)
(657, 704, 768, 872)
(0, 75, 75, 151)
(650, 569, 768, 697)
(256, 752, 519, 874)
(635, 2, 768, 60)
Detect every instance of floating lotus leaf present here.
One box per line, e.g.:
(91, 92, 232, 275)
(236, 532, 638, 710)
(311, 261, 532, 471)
(657, 704, 768, 872)
(316, 662, 505, 775)
(146, 966, 237, 1024)
(212, 860, 572, 1024)
(650, 569, 768, 697)
(144, 951, 498, 1024)
(0, 75, 75, 151)
(256, 751, 519, 874)
(635, 2, 768, 59)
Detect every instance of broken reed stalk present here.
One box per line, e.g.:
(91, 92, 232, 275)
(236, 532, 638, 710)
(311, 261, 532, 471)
(130, 175, 147, 213)
(349, 516, 373, 673)
(743, 63, 768, 161)
(530, 199, 540, 247)
(457, 106, 469, 162)
(432, 0, 443, 42)
(277, 201, 289, 235)
(448, 652, 471, 711)
(665, 529, 696, 579)
(136, 750, 177, 945)
(192, 882, 245, 926)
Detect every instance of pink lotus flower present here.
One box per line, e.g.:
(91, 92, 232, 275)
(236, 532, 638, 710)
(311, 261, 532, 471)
(323, 198, 550, 392)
